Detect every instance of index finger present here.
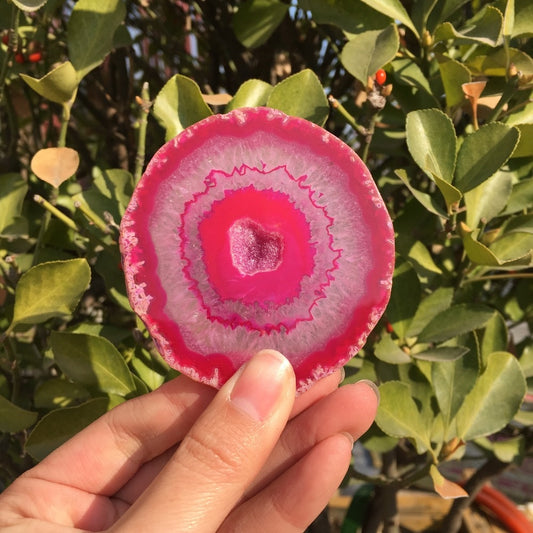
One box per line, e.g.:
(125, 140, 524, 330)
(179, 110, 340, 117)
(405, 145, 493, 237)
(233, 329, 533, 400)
(23, 364, 341, 499)
(24, 375, 217, 496)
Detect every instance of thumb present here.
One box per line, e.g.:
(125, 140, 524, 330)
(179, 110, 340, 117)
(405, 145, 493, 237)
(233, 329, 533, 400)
(111, 349, 295, 532)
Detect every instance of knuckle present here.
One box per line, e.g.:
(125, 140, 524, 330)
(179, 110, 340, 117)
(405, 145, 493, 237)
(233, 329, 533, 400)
(106, 409, 144, 456)
(270, 489, 304, 530)
(180, 428, 247, 479)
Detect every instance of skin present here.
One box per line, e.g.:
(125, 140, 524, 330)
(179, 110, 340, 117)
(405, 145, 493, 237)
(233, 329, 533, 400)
(0, 350, 379, 532)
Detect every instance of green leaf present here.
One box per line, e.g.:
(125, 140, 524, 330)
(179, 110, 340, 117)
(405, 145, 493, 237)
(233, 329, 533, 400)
(454, 123, 520, 193)
(266, 69, 329, 126)
(501, 178, 533, 215)
(398, 173, 460, 215)
(493, 436, 525, 463)
(69, 323, 132, 345)
(25, 397, 110, 461)
(467, 47, 533, 77)
(460, 224, 502, 266)
(358, 0, 420, 38)
(404, 240, 443, 282)
(398, 365, 436, 444)
(407, 287, 454, 338)
(226, 79, 273, 111)
(392, 58, 439, 106)
(299, 0, 392, 34)
(437, 54, 472, 109)
(412, 346, 470, 362)
(233, 0, 288, 49)
(418, 304, 495, 344)
(12, 0, 47, 11)
(92, 246, 131, 311)
(375, 381, 430, 453)
(51, 331, 136, 396)
(20, 61, 78, 105)
(113, 22, 133, 48)
(434, 175, 463, 210)
(411, 0, 440, 38)
(340, 24, 399, 84)
(514, 410, 533, 425)
(88, 167, 134, 219)
(489, 231, 533, 264)
(512, 124, 533, 158)
(395, 169, 448, 218)
(68, 0, 126, 80)
(11, 259, 91, 327)
(431, 346, 479, 432)
(426, 0, 471, 32)
(385, 259, 421, 341)
(131, 374, 149, 396)
(130, 350, 166, 391)
(518, 342, 533, 377)
(481, 312, 508, 366)
(513, 0, 533, 37)
(0, 395, 38, 433)
(34, 379, 90, 409)
(153, 74, 213, 140)
(406, 109, 457, 183)
(360, 424, 398, 453)
(465, 170, 513, 229)
(340, 484, 375, 532)
(434, 6, 503, 46)
(93, 246, 131, 311)
(0, 173, 28, 235)
(506, 99, 533, 126)
(398, 363, 432, 406)
(475, 435, 525, 463)
(503, 214, 533, 235)
(460, 223, 532, 267)
(70, 5, 124, 73)
(456, 352, 526, 440)
(374, 334, 412, 364)
(503, 0, 515, 39)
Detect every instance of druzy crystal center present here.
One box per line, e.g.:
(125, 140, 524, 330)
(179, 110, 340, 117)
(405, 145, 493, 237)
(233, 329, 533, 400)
(229, 218, 284, 276)
(197, 184, 316, 307)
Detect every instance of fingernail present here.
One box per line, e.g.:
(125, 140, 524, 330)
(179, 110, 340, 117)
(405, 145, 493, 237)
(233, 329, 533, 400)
(357, 379, 380, 404)
(341, 431, 354, 448)
(338, 366, 346, 384)
(230, 350, 292, 422)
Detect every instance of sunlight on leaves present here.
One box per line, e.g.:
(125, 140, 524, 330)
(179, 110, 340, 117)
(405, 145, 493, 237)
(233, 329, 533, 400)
(11, 259, 91, 327)
(456, 352, 526, 440)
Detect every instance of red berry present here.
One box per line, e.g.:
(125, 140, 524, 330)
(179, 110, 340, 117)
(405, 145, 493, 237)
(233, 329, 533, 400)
(28, 51, 42, 63)
(375, 69, 386, 85)
(1, 33, 9, 46)
(385, 321, 394, 334)
(14, 52, 25, 64)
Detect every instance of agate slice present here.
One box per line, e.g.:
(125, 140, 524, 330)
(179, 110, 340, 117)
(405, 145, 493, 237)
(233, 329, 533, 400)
(120, 107, 394, 392)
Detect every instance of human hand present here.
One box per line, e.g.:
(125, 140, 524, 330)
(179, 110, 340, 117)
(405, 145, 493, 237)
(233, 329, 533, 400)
(0, 349, 379, 532)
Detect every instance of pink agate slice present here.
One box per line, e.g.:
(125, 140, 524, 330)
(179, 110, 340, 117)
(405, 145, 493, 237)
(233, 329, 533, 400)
(120, 107, 394, 392)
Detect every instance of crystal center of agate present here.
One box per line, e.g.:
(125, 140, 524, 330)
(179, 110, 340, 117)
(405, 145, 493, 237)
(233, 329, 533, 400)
(198, 185, 315, 307)
(229, 218, 284, 276)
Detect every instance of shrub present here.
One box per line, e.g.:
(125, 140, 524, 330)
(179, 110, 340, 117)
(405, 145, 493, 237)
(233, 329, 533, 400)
(0, 0, 531, 530)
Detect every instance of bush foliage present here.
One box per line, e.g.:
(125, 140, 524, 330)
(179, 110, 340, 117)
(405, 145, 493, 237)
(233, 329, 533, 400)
(0, 0, 532, 530)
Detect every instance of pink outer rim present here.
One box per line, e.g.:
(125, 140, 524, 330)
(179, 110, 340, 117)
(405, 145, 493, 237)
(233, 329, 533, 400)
(120, 107, 395, 392)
